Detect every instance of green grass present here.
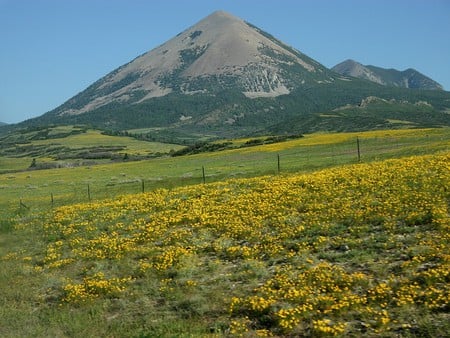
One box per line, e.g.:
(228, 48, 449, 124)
(0, 151, 448, 337)
(1, 128, 449, 217)
(0, 126, 184, 173)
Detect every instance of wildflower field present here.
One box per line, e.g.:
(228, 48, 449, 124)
(1, 152, 449, 337)
(1, 128, 449, 216)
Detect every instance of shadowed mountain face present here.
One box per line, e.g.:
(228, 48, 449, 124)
(15, 11, 450, 140)
(332, 59, 443, 90)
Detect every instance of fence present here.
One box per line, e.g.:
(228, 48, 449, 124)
(7, 133, 449, 213)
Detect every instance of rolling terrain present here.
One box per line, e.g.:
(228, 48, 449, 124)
(1, 142, 448, 336)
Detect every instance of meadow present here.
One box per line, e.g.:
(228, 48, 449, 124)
(0, 128, 449, 337)
(1, 128, 449, 216)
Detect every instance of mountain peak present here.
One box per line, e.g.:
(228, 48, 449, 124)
(205, 10, 239, 20)
(12, 11, 450, 138)
(53, 10, 329, 116)
(332, 59, 443, 90)
(194, 10, 244, 29)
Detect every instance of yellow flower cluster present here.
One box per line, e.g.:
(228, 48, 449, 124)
(62, 272, 132, 303)
(313, 319, 347, 336)
(30, 153, 449, 335)
(150, 246, 192, 271)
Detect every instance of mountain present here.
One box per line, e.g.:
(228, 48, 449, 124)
(48, 11, 337, 116)
(0, 122, 7, 126)
(17, 11, 450, 141)
(332, 59, 443, 90)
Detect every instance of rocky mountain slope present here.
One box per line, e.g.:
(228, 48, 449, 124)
(14, 11, 450, 141)
(332, 59, 443, 90)
(53, 11, 337, 117)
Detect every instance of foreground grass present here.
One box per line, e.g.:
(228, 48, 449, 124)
(1, 153, 449, 337)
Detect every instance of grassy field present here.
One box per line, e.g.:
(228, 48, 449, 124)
(0, 152, 449, 337)
(0, 128, 449, 337)
(1, 128, 449, 217)
(0, 126, 184, 173)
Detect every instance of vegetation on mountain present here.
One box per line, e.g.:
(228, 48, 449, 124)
(1, 12, 448, 143)
(12, 81, 449, 144)
(332, 59, 444, 90)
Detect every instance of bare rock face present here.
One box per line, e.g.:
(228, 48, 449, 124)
(55, 10, 335, 117)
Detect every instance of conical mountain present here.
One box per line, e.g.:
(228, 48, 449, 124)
(51, 11, 335, 117)
(27, 11, 450, 139)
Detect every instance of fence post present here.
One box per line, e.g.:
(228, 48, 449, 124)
(202, 166, 206, 184)
(51, 193, 54, 207)
(277, 154, 281, 174)
(356, 137, 361, 162)
(141, 180, 145, 193)
(87, 184, 91, 202)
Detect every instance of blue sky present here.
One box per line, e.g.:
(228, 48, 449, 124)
(1, 0, 449, 124)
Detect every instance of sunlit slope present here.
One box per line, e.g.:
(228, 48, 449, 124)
(2, 153, 449, 336)
(0, 126, 184, 172)
(1, 128, 448, 215)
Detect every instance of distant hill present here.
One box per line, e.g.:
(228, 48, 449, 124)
(0, 122, 7, 126)
(11, 11, 450, 142)
(332, 59, 443, 90)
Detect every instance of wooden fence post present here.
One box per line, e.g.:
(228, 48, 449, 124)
(277, 154, 281, 174)
(202, 166, 206, 184)
(356, 137, 361, 162)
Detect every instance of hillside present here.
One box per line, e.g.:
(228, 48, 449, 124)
(11, 11, 449, 141)
(1, 127, 448, 212)
(1, 153, 449, 336)
(0, 125, 184, 173)
(332, 59, 444, 90)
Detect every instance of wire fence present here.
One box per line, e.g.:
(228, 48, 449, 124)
(8, 133, 450, 213)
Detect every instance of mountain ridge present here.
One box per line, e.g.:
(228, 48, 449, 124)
(332, 59, 443, 90)
(7, 11, 450, 140)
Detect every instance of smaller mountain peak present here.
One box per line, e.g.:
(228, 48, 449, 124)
(336, 59, 362, 67)
(344, 59, 359, 64)
(332, 59, 365, 73)
(333, 59, 443, 90)
(403, 68, 416, 73)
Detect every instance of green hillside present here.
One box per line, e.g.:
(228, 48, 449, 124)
(1, 151, 448, 337)
(15, 81, 450, 143)
(0, 125, 183, 173)
(1, 128, 448, 215)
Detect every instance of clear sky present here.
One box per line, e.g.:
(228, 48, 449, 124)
(1, 0, 449, 124)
